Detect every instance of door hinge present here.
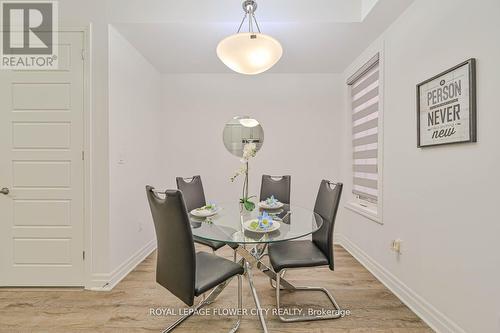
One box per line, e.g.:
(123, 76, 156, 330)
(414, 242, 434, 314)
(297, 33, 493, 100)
(82, 150, 85, 160)
(81, 49, 85, 61)
(83, 251, 86, 260)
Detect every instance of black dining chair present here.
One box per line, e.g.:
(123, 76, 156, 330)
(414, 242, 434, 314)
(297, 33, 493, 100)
(255, 175, 292, 259)
(268, 180, 343, 322)
(259, 175, 291, 204)
(176, 176, 227, 252)
(146, 186, 244, 333)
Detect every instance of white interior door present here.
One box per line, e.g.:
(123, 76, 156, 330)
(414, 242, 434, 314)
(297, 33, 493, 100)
(0, 31, 85, 286)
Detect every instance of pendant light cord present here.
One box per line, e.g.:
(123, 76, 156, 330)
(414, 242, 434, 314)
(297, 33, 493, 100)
(236, 1, 262, 34)
(237, 13, 246, 33)
(252, 13, 261, 33)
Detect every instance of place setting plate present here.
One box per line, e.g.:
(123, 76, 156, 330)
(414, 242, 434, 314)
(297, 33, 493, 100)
(242, 219, 281, 234)
(190, 205, 220, 218)
(257, 201, 284, 210)
(257, 196, 284, 210)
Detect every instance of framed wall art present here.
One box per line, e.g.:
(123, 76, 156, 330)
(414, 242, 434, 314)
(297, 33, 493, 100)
(416, 58, 476, 147)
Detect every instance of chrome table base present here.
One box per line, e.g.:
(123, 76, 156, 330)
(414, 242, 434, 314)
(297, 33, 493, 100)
(234, 244, 297, 333)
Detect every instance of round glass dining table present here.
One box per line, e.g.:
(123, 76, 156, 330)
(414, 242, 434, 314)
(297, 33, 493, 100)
(190, 203, 323, 244)
(189, 203, 323, 333)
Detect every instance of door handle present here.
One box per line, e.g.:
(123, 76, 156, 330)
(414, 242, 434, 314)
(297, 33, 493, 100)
(1, 187, 9, 195)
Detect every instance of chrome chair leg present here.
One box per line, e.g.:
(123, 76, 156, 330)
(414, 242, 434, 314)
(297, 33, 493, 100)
(161, 300, 202, 333)
(204, 276, 232, 305)
(269, 269, 286, 289)
(275, 271, 342, 322)
(229, 274, 243, 333)
(161, 276, 242, 333)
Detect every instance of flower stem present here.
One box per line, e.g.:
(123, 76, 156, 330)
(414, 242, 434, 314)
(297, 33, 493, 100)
(244, 162, 249, 199)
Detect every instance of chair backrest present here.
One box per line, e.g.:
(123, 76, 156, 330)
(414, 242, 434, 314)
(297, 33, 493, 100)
(312, 180, 343, 271)
(176, 175, 206, 212)
(259, 175, 291, 204)
(145, 186, 196, 306)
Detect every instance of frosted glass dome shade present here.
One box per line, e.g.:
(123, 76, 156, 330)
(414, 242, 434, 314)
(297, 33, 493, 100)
(217, 32, 283, 75)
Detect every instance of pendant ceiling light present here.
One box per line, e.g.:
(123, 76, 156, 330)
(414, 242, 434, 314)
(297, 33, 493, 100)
(217, 0, 282, 75)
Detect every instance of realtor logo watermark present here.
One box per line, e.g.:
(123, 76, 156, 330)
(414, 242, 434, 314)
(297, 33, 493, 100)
(1, 1, 58, 69)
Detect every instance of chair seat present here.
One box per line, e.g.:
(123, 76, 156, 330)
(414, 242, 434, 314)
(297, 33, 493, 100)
(195, 252, 244, 296)
(193, 236, 226, 251)
(269, 240, 328, 272)
(193, 236, 239, 251)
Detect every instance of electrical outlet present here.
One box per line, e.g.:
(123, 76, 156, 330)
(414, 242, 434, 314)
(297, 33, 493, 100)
(391, 239, 402, 254)
(138, 221, 143, 232)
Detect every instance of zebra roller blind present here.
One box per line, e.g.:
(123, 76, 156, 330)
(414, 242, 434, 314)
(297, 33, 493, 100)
(348, 54, 379, 203)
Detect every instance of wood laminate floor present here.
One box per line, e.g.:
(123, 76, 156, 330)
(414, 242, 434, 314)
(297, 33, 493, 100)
(0, 245, 433, 333)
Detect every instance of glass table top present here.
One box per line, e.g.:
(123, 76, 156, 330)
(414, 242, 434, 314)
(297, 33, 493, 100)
(190, 203, 323, 244)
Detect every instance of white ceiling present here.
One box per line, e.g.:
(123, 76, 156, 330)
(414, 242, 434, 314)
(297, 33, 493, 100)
(111, 0, 415, 74)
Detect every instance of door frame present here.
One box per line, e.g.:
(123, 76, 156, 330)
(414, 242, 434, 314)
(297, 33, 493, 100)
(59, 26, 93, 288)
(81, 26, 92, 289)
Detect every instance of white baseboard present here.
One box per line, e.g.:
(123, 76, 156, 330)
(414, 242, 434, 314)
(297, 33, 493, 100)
(86, 272, 110, 290)
(86, 239, 156, 291)
(334, 233, 466, 333)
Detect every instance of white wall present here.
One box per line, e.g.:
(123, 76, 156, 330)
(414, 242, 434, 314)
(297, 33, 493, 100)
(108, 27, 163, 274)
(161, 74, 343, 209)
(361, 0, 379, 20)
(338, 1, 500, 332)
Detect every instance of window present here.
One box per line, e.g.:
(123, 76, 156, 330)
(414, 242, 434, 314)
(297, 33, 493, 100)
(346, 53, 381, 221)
